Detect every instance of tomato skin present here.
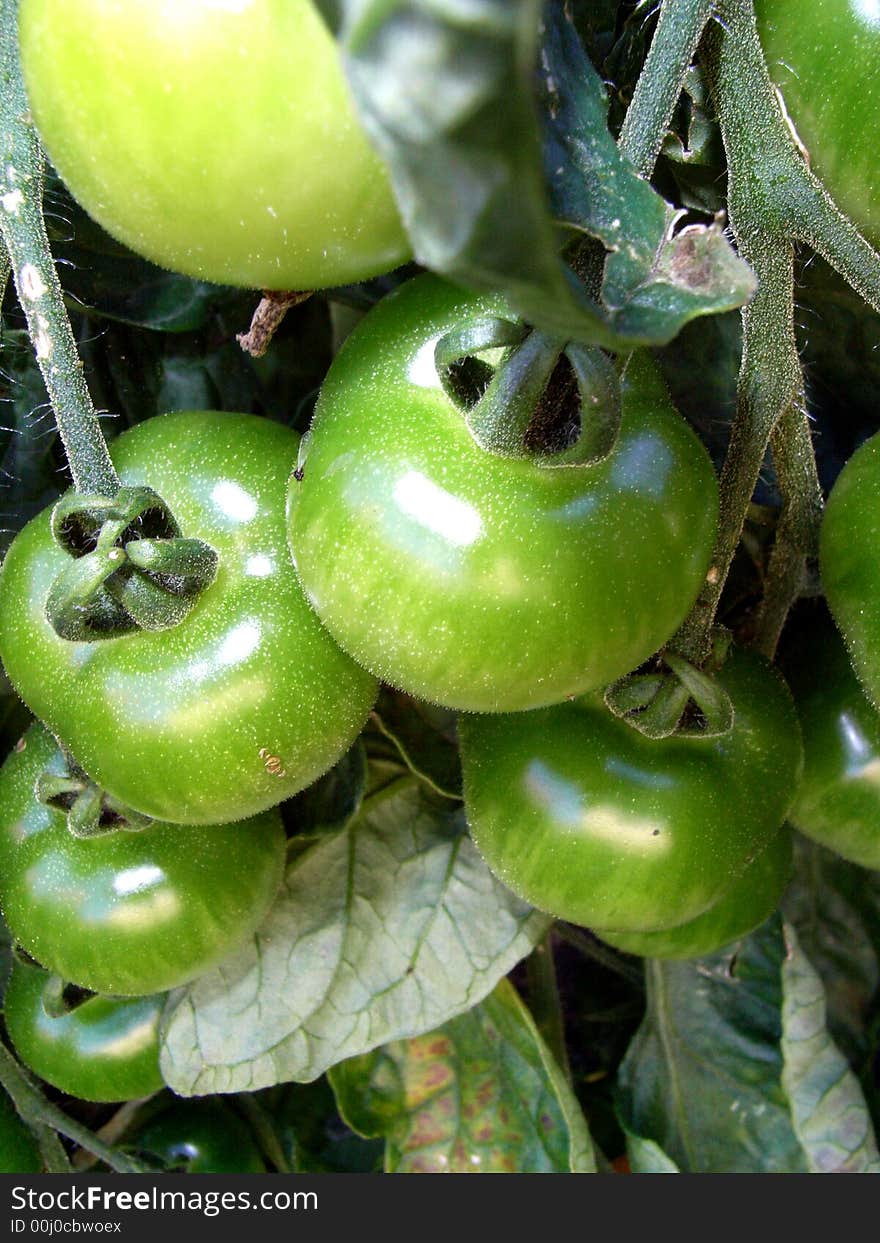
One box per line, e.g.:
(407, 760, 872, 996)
(132, 1101, 266, 1173)
(756, 0, 880, 244)
(4, 959, 164, 1103)
(459, 649, 803, 931)
(785, 614, 880, 870)
(820, 430, 880, 716)
(0, 1092, 41, 1174)
(592, 829, 793, 960)
(0, 412, 378, 826)
(18, 0, 409, 290)
(288, 276, 719, 713)
(0, 724, 287, 996)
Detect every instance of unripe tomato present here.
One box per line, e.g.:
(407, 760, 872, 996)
(0, 412, 378, 826)
(289, 275, 719, 712)
(0, 724, 287, 996)
(786, 611, 880, 870)
(18, 0, 410, 289)
(460, 649, 802, 931)
(592, 829, 793, 960)
(4, 959, 164, 1102)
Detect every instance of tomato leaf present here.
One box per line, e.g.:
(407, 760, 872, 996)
(616, 916, 880, 1173)
(159, 778, 549, 1093)
(338, 0, 755, 348)
(783, 836, 880, 1105)
(328, 979, 595, 1172)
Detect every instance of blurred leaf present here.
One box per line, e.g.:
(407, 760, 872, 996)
(366, 691, 461, 799)
(256, 1079, 383, 1173)
(330, 979, 595, 1172)
(340, 0, 754, 350)
(160, 779, 549, 1093)
(794, 254, 880, 494)
(284, 740, 367, 838)
(616, 916, 880, 1172)
(622, 1130, 679, 1173)
(0, 324, 62, 552)
(44, 174, 223, 333)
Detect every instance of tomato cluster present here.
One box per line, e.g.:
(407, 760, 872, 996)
(3, 0, 880, 1133)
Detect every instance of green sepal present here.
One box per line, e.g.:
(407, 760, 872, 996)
(435, 318, 622, 468)
(604, 644, 735, 741)
(36, 758, 154, 839)
(46, 486, 218, 642)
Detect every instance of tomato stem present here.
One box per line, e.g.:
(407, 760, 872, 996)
(0, 1040, 149, 1173)
(618, 0, 714, 177)
(525, 933, 572, 1085)
(0, 0, 118, 498)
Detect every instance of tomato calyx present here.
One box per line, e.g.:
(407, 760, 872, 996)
(434, 316, 621, 467)
(603, 631, 735, 740)
(25, 965, 91, 1020)
(35, 749, 153, 839)
(45, 486, 218, 642)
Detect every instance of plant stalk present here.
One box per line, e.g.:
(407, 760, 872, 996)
(0, 1041, 149, 1174)
(0, 0, 117, 496)
(526, 933, 572, 1084)
(618, 0, 715, 177)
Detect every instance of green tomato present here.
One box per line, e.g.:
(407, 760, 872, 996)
(288, 276, 719, 713)
(0, 1091, 41, 1174)
(592, 829, 793, 960)
(0, 724, 287, 996)
(0, 411, 378, 825)
(459, 648, 803, 931)
(821, 430, 880, 714)
(132, 1101, 265, 1173)
(785, 611, 880, 869)
(4, 959, 164, 1103)
(18, 0, 409, 289)
(756, 0, 880, 243)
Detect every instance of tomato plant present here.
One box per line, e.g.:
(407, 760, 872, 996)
(4, 0, 880, 1182)
(17, 0, 409, 290)
(592, 828, 793, 960)
(459, 649, 802, 931)
(0, 411, 378, 825)
(4, 959, 164, 1103)
(0, 724, 287, 995)
(756, 0, 880, 244)
(289, 275, 719, 713)
(784, 611, 880, 870)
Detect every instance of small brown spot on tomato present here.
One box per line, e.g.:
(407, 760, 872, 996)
(258, 747, 287, 777)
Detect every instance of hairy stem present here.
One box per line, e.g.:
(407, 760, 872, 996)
(755, 406, 823, 656)
(672, 0, 827, 661)
(0, 0, 117, 496)
(0, 1041, 149, 1174)
(618, 0, 715, 177)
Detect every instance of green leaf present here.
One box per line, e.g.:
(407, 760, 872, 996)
(339, 0, 755, 349)
(616, 916, 880, 1172)
(622, 1131, 679, 1173)
(783, 836, 880, 1103)
(781, 923, 880, 1172)
(329, 979, 595, 1172)
(160, 779, 549, 1093)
